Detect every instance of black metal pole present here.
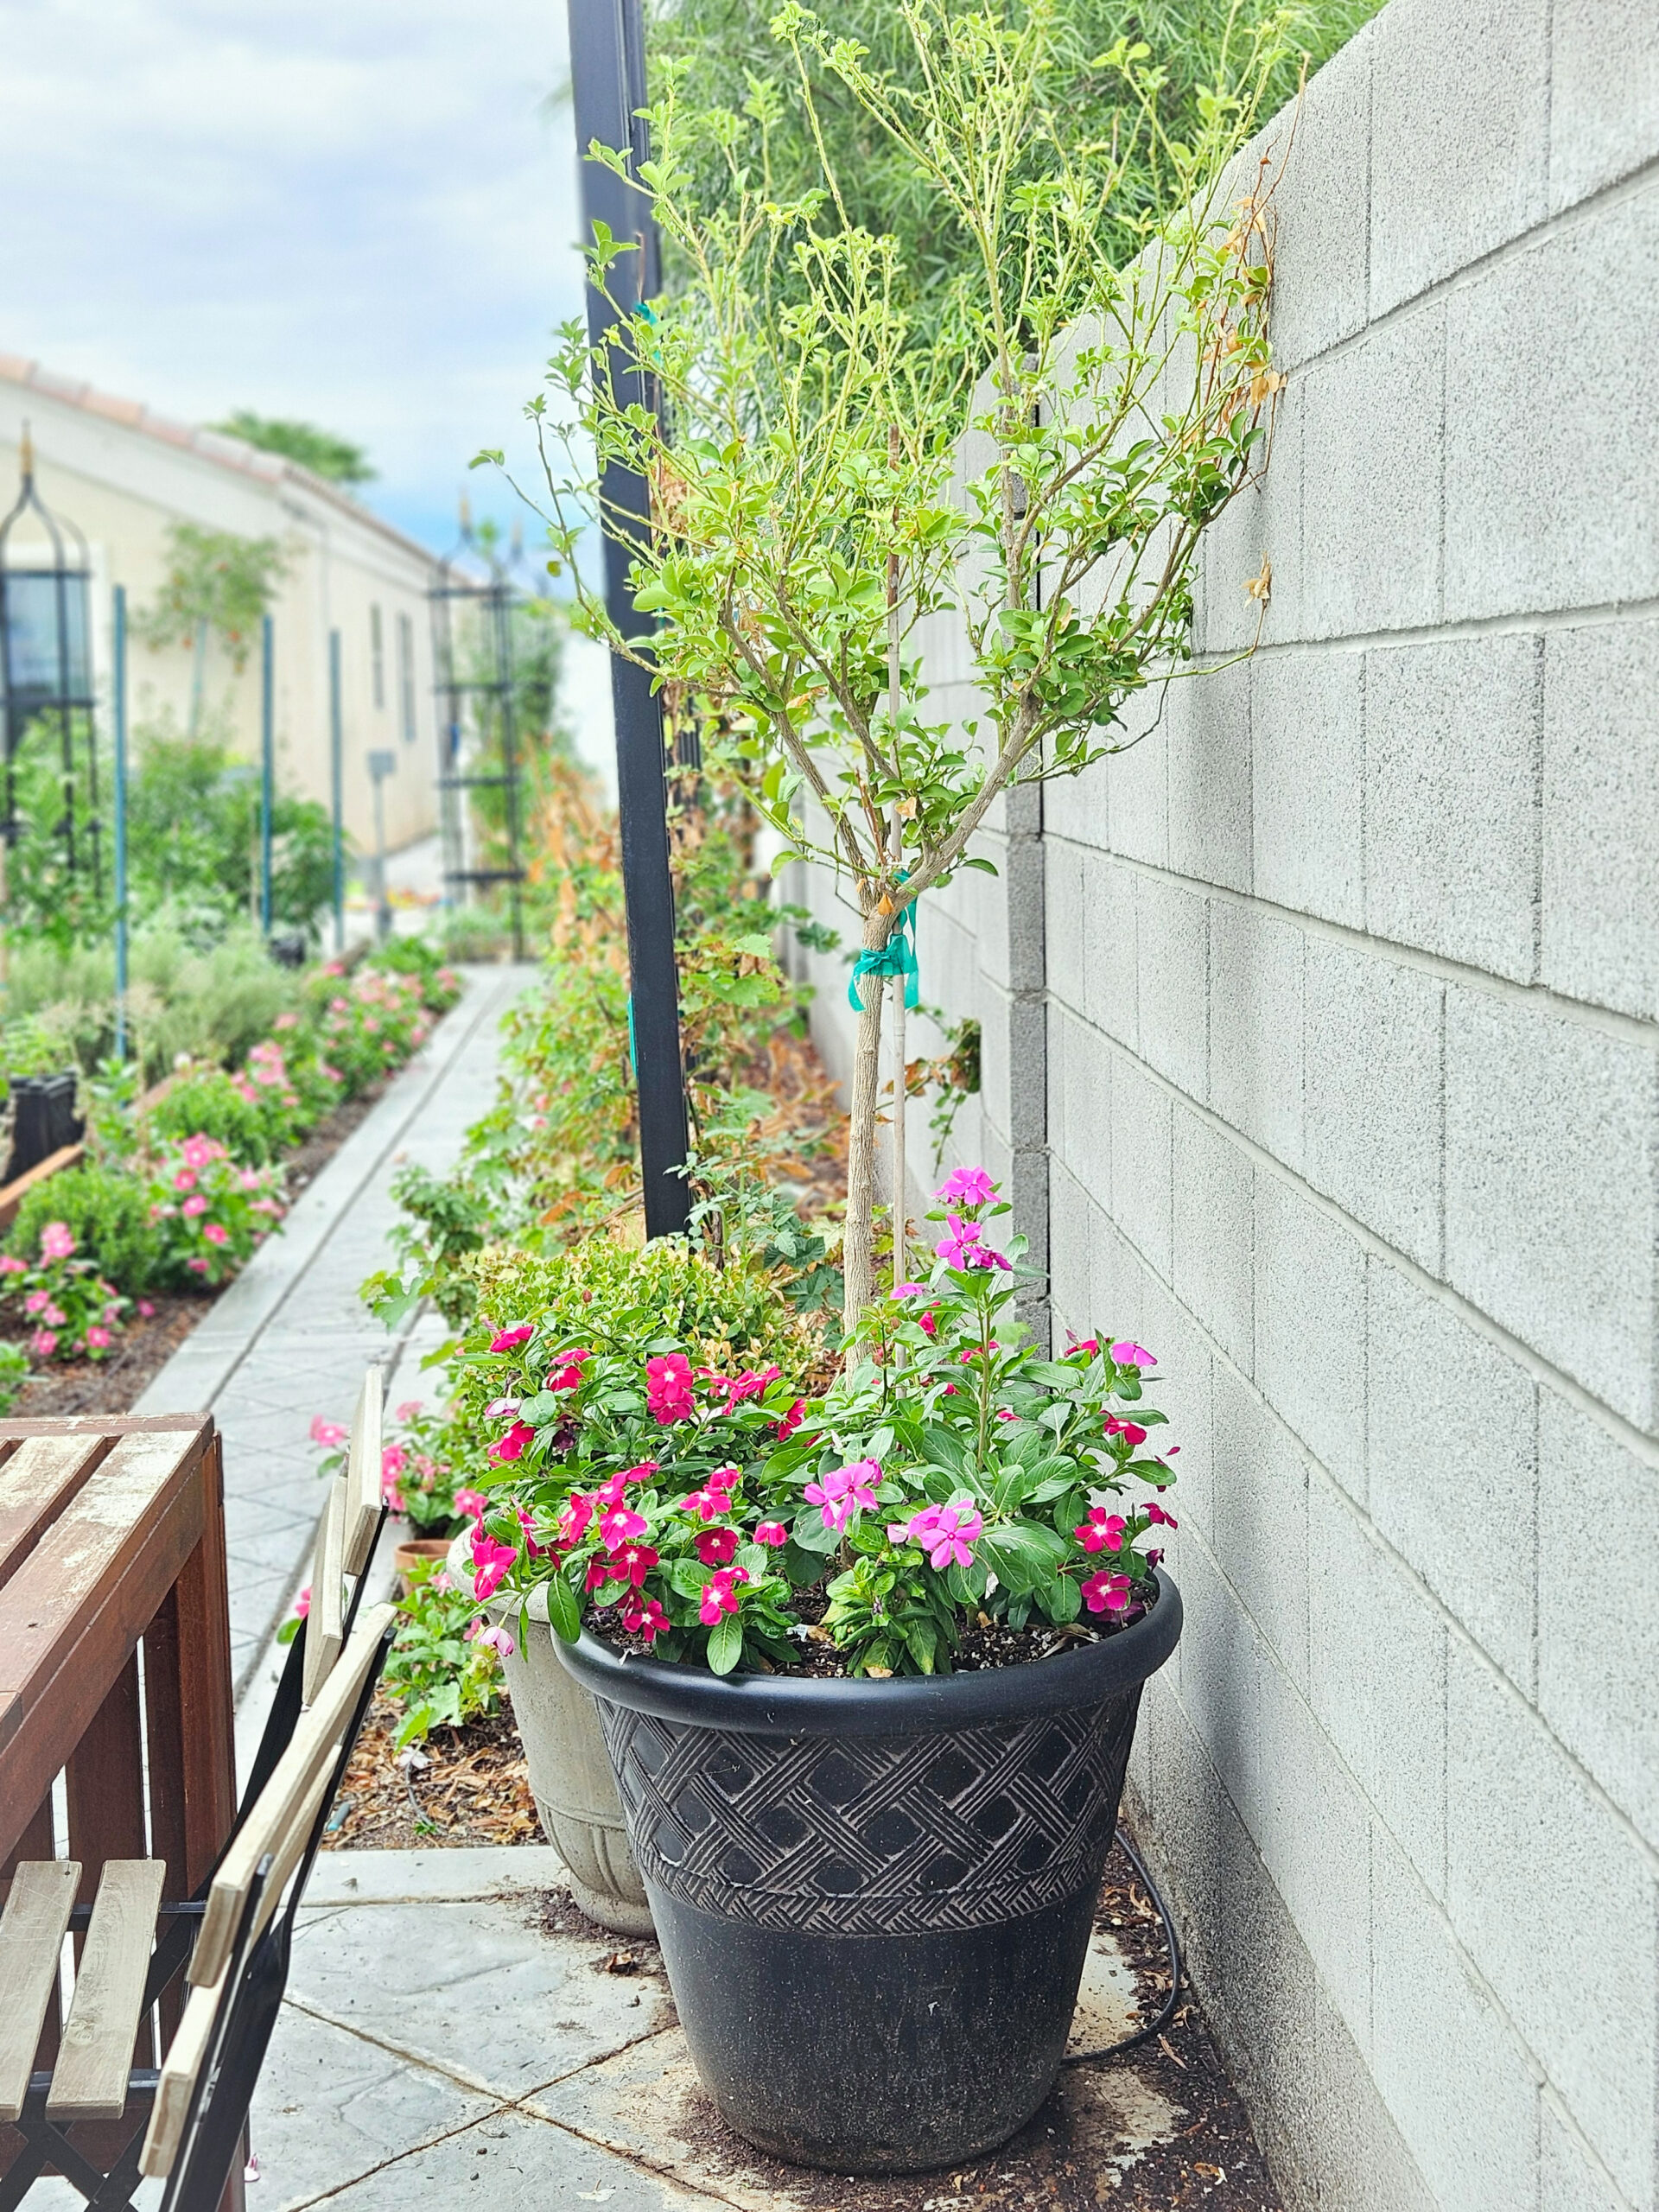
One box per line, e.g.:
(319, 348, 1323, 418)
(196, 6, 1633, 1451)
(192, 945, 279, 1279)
(566, 0, 691, 1239)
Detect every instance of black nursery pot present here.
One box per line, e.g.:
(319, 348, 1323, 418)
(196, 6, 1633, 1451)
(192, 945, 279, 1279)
(556, 1571, 1181, 2174)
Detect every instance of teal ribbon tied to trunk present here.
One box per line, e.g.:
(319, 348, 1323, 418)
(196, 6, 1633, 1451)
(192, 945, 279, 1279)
(848, 894, 919, 1014)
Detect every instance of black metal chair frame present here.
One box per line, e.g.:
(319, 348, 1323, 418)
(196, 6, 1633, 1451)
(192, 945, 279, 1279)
(0, 1508, 388, 2212)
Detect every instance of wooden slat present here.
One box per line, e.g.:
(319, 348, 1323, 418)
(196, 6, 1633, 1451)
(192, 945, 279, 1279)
(0, 1426, 208, 1866)
(342, 1368, 383, 1577)
(0, 1859, 79, 2122)
(193, 1604, 393, 1989)
(0, 1144, 86, 1235)
(0, 1433, 111, 1592)
(47, 1858, 166, 2120)
(301, 1479, 346, 1707)
(173, 1430, 236, 1900)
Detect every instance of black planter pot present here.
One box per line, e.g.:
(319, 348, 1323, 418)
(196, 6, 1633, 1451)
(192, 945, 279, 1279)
(556, 1570, 1181, 2174)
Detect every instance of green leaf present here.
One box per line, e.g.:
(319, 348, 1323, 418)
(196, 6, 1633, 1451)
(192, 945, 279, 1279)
(918, 1425, 969, 1478)
(707, 1614, 743, 1675)
(545, 1573, 582, 1643)
(791, 1504, 842, 1554)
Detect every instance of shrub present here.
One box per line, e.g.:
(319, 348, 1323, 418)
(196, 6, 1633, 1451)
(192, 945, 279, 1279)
(7, 1165, 162, 1294)
(382, 1559, 506, 1748)
(0, 1219, 127, 1361)
(0, 1341, 29, 1412)
(150, 1068, 277, 1165)
(146, 1135, 285, 1287)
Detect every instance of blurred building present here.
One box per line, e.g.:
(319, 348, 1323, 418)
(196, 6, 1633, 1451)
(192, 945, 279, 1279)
(0, 353, 439, 852)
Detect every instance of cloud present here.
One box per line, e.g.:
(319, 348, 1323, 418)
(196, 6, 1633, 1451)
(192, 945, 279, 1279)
(0, 0, 586, 554)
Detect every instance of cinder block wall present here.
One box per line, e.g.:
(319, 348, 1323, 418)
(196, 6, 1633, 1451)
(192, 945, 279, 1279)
(791, 2, 1659, 2204)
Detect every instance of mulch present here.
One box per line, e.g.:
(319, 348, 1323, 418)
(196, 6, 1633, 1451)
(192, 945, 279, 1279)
(320, 1688, 538, 1851)
(0, 1077, 391, 1424)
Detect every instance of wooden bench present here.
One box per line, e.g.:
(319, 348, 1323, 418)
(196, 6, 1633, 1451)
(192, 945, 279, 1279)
(0, 1370, 392, 2212)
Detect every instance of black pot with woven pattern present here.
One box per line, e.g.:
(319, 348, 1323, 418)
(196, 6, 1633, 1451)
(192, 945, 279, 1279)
(555, 1569, 1181, 2173)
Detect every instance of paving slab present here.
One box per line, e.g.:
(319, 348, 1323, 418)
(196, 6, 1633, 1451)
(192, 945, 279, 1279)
(130, 960, 537, 1688)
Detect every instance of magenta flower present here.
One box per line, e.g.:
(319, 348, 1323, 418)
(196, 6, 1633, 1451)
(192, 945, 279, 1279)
(1081, 1568, 1133, 1615)
(607, 1539, 659, 1589)
(646, 1352, 696, 1423)
(0, 1255, 25, 1275)
(680, 1465, 737, 1523)
(1068, 1335, 1100, 1357)
(918, 1308, 938, 1337)
(29, 1328, 57, 1358)
(698, 1566, 748, 1625)
(467, 1620, 516, 1659)
(773, 1399, 805, 1441)
(309, 1414, 346, 1449)
(470, 1529, 518, 1602)
(1145, 1500, 1178, 1529)
(490, 1323, 534, 1354)
(174, 1169, 197, 1192)
(186, 1256, 210, 1276)
(181, 1195, 208, 1219)
(40, 1222, 74, 1262)
(890, 1499, 983, 1569)
(23, 1290, 48, 1316)
(490, 1419, 537, 1464)
(599, 1503, 648, 1549)
(558, 1492, 594, 1546)
(548, 1349, 592, 1391)
(181, 1136, 217, 1173)
(454, 1487, 489, 1522)
(137, 1299, 156, 1319)
(622, 1594, 670, 1642)
(937, 1212, 1012, 1271)
(754, 1521, 789, 1548)
(85, 1325, 112, 1351)
(1104, 1415, 1147, 1448)
(935, 1166, 996, 1207)
(804, 1459, 880, 1535)
(696, 1526, 739, 1567)
(1111, 1341, 1156, 1370)
(1077, 1508, 1128, 1555)
(202, 1223, 229, 1246)
(893, 1280, 929, 1299)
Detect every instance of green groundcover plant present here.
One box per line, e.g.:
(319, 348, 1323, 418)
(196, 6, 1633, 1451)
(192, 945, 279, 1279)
(0, 1220, 128, 1363)
(456, 1171, 1177, 1675)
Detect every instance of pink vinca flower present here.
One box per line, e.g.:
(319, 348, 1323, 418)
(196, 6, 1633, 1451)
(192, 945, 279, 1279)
(174, 1169, 197, 1192)
(395, 1399, 423, 1422)
(483, 1396, 520, 1421)
(622, 1594, 670, 1642)
(490, 1324, 534, 1354)
(696, 1526, 739, 1567)
(891, 1500, 983, 1570)
(804, 1459, 880, 1535)
(698, 1566, 748, 1625)
(490, 1420, 537, 1464)
(202, 1223, 229, 1246)
(753, 1521, 789, 1548)
(645, 1352, 696, 1424)
(137, 1299, 156, 1319)
(558, 1492, 594, 1547)
(181, 1136, 217, 1173)
(181, 1195, 208, 1218)
(935, 1166, 996, 1207)
(22, 1290, 48, 1315)
(1081, 1569, 1133, 1615)
(1145, 1500, 1178, 1529)
(295, 1585, 311, 1619)
(937, 1213, 1012, 1272)
(607, 1540, 659, 1589)
(599, 1503, 648, 1549)
(29, 1329, 58, 1358)
(186, 1256, 210, 1275)
(40, 1221, 74, 1261)
(454, 1487, 490, 1522)
(773, 1398, 805, 1441)
(467, 1620, 516, 1659)
(85, 1325, 112, 1351)
(1110, 1341, 1156, 1370)
(0, 1255, 25, 1275)
(548, 1349, 592, 1391)
(470, 1529, 518, 1603)
(310, 1414, 346, 1449)
(1077, 1508, 1128, 1555)
(1104, 1415, 1147, 1448)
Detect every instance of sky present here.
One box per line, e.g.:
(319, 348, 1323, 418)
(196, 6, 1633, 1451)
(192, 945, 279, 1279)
(0, 0, 588, 559)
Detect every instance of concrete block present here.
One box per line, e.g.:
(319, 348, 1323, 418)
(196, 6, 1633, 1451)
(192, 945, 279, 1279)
(1542, 618, 1659, 1022)
(1046, 1159, 1094, 1338)
(1041, 837, 1085, 1019)
(1081, 849, 1139, 1052)
(1306, 1479, 1447, 1899)
(1171, 1105, 1253, 1376)
(1303, 938, 1444, 1274)
(1445, 986, 1659, 1433)
(1368, 0, 1549, 315)
(1210, 1360, 1310, 1685)
(1173, 1533, 1258, 1829)
(1006, 992, 1047, 1152)
(1537, 1390, 1659, 1847)
(1166, 658, 1254, 893)
(1363, 634, 1541, 983)
(1548, 0, 1659, 213)
(1254, 1169, 1367, 1502)
(1251, 646, 1364, 930)
(1366, 1261, 1538, 1697)
(1446, 188, 1659, 620)
(1370, 1823, 1541, 2212)
(1540, 2101, 1629, 2212)
(1134, 874, 1209, 1101)
(1100, 684, 1168, 865)
(1139, 1673, 1229, 1994)
(1264, 26, 1373, 371)
(1194, 395, 1300, 658)
(1210, 899, 1306, 1171)
(1050, 1007, 1110, 1231)
(1300, 302, 1444, 640)
(1446, 1640, 1659, 2209)
(1107, 1046, 1173, 1278)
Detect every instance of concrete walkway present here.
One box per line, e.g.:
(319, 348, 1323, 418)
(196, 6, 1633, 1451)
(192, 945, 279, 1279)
(135, 961, 537, 1690)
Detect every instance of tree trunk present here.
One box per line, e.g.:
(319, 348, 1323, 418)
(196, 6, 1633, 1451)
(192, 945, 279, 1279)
(842, 956, 887, 1337)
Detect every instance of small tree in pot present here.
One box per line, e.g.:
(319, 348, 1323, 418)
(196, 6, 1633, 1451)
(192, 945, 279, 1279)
(471, 1171, 1183, 2169)
(510, 0, 1287, 1331)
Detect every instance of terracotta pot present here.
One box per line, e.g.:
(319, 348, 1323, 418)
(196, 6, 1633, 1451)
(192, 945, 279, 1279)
(392, 1535, 453, 1593)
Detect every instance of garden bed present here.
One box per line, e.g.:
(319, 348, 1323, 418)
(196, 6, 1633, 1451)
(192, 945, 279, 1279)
(321, 1688, 537, 1850)
(0, 1072, 393, 1421)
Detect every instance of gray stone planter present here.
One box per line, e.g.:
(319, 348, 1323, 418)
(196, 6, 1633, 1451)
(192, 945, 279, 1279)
(485, 1577, 653, 1936)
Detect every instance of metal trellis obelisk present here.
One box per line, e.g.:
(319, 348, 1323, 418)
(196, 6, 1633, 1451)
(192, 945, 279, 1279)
(566, 0, 691, 1239)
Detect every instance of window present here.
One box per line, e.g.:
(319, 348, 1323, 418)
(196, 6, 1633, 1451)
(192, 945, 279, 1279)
(370, 603, 385, 709)
(397, 612, 417, 742)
